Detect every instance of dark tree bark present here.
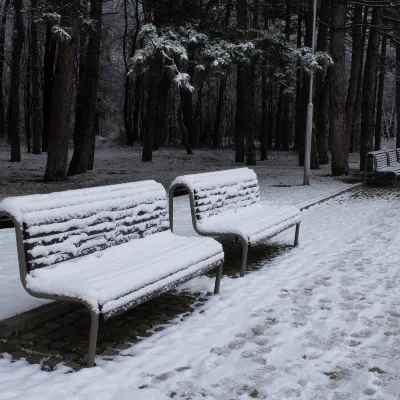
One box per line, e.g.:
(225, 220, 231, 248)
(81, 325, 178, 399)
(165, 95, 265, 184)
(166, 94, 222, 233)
(8, 0, 24, 162)
(374, 35, 386, 151)
(44, 13, 78, 181)
(213, 78, 226, 148)
(345, 4, 362, 156)
(0, 0, 11, 138)
(68, 0, 103, 176)
(360, 7, 383, 171)
(294, 13, 302, 152)
(142, 73, 158, 162)
(275, 87, 284, 149)
(260, 66, 268, 160)
(154, 72, 170, 149)
(31, 0, 41, 154)
(42, 23, 57, 152)
(25, 31, 32, 154)
(314, 0, 330, 164)
(282, 0, 291, 150)
(351, 6, 369, 152)
(330, 0, 348, 176)
(179, 88, 193, 155)
(397, 41, 400, 148)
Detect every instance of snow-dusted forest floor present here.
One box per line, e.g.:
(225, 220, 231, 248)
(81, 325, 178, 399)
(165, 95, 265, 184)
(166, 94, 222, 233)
(1, 143, 400, 399)
(1, 188, 400, 399)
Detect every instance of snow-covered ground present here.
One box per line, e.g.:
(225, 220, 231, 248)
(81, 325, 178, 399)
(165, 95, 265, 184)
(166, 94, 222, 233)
(0, 145, 357, 320)
(1, 189, 400, 399)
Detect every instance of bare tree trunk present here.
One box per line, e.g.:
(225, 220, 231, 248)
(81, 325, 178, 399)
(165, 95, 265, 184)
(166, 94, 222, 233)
(294, 13, 302, 151)
(260, 65, 268, 160)
(8, 0, 24, 162)
(42, 23, 57, 152)
(179, 88, 193, 155)
(142, 74, 157, 162)
(68, 0, 103, 176)
(351, 6, 368, 152)
(397, 41, 400, 148)
(25, 29, 31, 154)
(213, 78, 226, 148)
(282, 0, 291, 151)
(314, 0, 329, 164)
(330, 0, 348, 176)
(44, 13, 78, 181)
(374, 35, 386, 151)
(0, 0, 11, 138)
(360, 7, 383, 171)
(30, 0, 41, 154)
(345, 4, 362, 156)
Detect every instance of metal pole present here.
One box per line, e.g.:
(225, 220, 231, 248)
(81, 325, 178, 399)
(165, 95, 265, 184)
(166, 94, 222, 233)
(303, 0, 317, 186)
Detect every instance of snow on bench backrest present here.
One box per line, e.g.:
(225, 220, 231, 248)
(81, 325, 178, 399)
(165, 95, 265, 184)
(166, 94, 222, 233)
(369, 151, 388, 170)
(172, 168, 260, 221)
(386, 150, 398, 166)
(0, 181, 169, 271)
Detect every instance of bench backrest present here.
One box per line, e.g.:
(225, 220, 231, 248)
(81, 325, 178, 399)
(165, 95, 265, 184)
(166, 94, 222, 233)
(369, 151, 388, 170)
(386, 150, 398, 166)
(171, 168, 260, 221)
(0, 181, 169, 272)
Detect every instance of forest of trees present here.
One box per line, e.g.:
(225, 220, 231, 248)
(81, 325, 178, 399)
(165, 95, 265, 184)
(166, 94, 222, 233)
(0, 0, 399, 181)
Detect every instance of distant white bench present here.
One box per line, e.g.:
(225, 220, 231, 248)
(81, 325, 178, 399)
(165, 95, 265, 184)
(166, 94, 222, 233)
(0, 181, 224, 367)
(169, 168, 301, 277)
(365, 150, 400, 185)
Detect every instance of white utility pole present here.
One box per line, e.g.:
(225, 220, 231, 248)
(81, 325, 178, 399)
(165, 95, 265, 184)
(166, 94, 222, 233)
(303, 0, 318, 185)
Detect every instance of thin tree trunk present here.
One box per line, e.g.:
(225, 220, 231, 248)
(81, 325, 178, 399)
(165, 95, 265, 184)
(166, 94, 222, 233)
(142, 74, 158, 162)
(345, 4, 362, 155)
(282, 0, 291, 150)
(294, 13, 302, 151)
(25, 29, 31, 154)
(360, 7, 383, 171)
(31, 0, 41, 154)
(68, 0, 103, 176)
(44, 13, 78, 181)
(330, 0, 348, 176)
(260, 65, 268, 160)
(315, 0, 330, 164)
(0, 0, 11, 138)
(213, 78, 226, 148)
(42, 23, 57, 152)
(375, 35, 386, 151)
(8, 0, 24, 162)
(179, 88, 193, 155)
(397, 41, 400, 148)
(275, 87, 284, 149)
(351, 6, 369, 152)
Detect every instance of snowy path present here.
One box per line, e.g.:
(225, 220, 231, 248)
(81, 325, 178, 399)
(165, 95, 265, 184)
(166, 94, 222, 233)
(1, 191, 400, 399)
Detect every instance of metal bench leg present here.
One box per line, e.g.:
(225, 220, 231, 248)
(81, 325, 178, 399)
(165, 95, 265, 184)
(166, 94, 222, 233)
(214, 263, 223, 294)
(294, 223, 300, 247)
(87, 312, 99, 367)
(240, 240, 249, 278)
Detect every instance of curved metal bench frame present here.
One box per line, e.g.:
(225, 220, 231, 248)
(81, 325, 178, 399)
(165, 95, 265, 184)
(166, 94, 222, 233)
(169, 183, 300, 278)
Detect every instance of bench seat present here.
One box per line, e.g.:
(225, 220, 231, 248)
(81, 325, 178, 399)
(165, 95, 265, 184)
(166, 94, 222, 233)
(26, 230, 223, 319)
(197, 202, 300, 245)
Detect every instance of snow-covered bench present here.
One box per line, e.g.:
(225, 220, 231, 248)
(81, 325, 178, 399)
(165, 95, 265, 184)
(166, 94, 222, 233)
(365, 150, 400, 185)
(0, 181, 224, 367)
(169, 168, 301, 277)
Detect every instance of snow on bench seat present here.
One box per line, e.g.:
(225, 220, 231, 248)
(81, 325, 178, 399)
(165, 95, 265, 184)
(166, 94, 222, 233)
(26, 230, 223, 318)
(0, 180, 224, 366)
(169, 168, 301, 277)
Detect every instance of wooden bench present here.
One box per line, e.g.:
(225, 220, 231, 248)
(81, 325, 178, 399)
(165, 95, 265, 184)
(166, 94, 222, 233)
(0, 181, 224, 366)
(169, 168, 301, 277)
(364, 150, 400, 185)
